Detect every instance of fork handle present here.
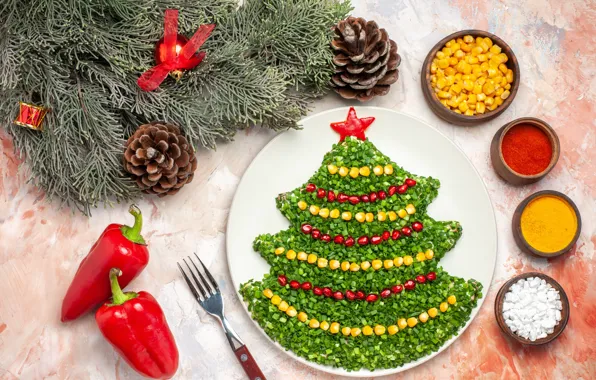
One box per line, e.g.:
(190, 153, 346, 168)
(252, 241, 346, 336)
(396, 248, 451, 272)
(234, 345, 266, 380)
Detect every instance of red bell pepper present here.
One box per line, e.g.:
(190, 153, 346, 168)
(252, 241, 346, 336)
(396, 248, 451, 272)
(96, 268, 179, 379)
(61, 205, 150, 322)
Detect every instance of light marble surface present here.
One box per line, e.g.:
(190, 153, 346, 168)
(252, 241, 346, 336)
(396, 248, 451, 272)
(1, 0, 595, 379)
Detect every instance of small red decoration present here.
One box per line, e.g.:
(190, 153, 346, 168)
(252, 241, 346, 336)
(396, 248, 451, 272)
(289, 280, 300, 289)
(357, 236, 369, 245)
(301, 282, 312, 291)
(391, 285, 403, 293)
(300, 223, 312, 234)
(356, 290, 366, 300)
(397, 184, 408, 194)
(305, 183, 316, 192)
(382, 231, 390, 240)
(346, 290, 356, 300)
(321, 234, 331, 243)
(316, 188, 326, 198)
(277, 275, 287, 286)
(333, 291, 344, 300)
(366, 294, 378, 303)
(426, 272, 437, 281)
(327, 190, 336, 202)
(14, 102, 49, 131)
(337, 193, 348, 203)
(404, 280, 416, 290)
(416, 275, 426, 284)
(334, 235, 345, 244)
(348, 195, 360, 205)
(380, 288, 391, 298)
(405, 178, 417, 187)
(323, 287, 333, 297)
(313, 287, 323, 296)
(330, 107, 375, 141)
(371, 235, 382, 245)
(311, 229, 321, 239)
(412, 221, 424, 232)
(345, 237, 355, 247)
(138, 10, 215, 92)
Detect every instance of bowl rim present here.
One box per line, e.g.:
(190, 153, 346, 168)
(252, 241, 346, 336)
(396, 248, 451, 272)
(512, 190, 582, 257)
(422, 29, 520, 122)
(494, 272, 570, 345)
(497, 117, 560, 179)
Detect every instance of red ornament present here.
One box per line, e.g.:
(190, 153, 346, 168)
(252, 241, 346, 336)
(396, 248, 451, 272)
(397, 184, 408, 194)
(391, 284, 404, 293)
(305, 183, 316, 192)
(356, 290, 366, 300)
(391, 230, 401, 240)
(301, 223, 312, 234)
(357, 236, 369, 245)
(416, 275, 426, 284)
(401, 226, 412, 236)
(313, 287, 323, 296)
(337, 193, 349, 203)
(138, 9, 215, 92)
(371, 235, 382, 245)
(382, 231, 390, 240)
(334, 235, 345, 245)
(345, 237, 355, 247)
(278, 275, 287, 286)
(316, 188, 326, 198)
(348, 195, 360, 205)
(333, 291, 344, 300)
(346, 290, 356, 300)
(388, 185, 398, 196)
(321, 234, 331, 243)
(14, 102, 49, 131)
(366, 294, 378, 303)
(380, 288, 391, 298)
(405, 178, 417, 187)
(311, 229, 321, 239)
(289, 280, 300, 289)
(369, 192, 378, 202)
(323, 287, 333, 297)
(361, 194, 370, 203)
(378, 190, 387, 200)
(412, 222, 423, 232)
(327, 190, 336, 202)
(404, 280, 416, 290)
(426, 272, 437, 281)
(301, 282, 312, 291)
(330, 107, 375, 141)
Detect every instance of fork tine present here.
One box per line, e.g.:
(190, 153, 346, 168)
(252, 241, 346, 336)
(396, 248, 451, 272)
(188, 255, 214, 295)
(183, 258, 208, 299)
(194, 252, 220, 291)
(177, 262, 202, 300)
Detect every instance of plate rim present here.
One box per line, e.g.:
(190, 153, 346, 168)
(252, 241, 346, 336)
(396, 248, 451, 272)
(226, 106, 497, 377)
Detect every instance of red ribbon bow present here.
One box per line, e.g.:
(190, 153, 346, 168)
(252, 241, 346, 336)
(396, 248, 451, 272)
(137, 9, 215, 92)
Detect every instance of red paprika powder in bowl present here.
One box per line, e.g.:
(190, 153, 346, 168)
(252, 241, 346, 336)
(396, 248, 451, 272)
(490, 117, 560, 185)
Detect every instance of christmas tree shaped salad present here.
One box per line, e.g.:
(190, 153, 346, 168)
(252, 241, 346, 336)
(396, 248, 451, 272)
(240, 108, 482, 371)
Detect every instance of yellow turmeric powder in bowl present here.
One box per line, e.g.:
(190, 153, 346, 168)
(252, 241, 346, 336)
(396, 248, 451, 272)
(520, 195, 578, 254)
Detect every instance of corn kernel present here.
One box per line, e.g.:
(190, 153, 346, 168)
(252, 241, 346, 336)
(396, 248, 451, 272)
(309, 319, 320, 328)
(445, 67, 456, 76)
(440, 302, 449, 312)
(384, 260, 394, 269)
(436, 51, 445, 59)
(484, 96, 494, 106)
(377, 211, 387, 221)
(349, 167, 359, 178)
(472, 84, 483, 95)
(463, 80, 474, 92)
(286, 250, 297, 260)
(286, 306, 297, 317)
(398, 318, 408, 329)
(428, 308, 438, 318)
(463, 35, 474, 43)
(449, 57, 459, 66)
(309, 205, 319, 215)
(341, 211, 352, 221)
(278, 301, 289, 311)
(274, 247, 285, 255)
(297, 251, 308, 261)
(487, 102, 498, 111)
(338, 166, 349, 177)
(404, 256, 414, 266)
(373, 165, 383, 175)
(494, 96, 504, 106)
(327, 164, 338, 174)
(374, 325, 386, 335)
(477, 93, 486, 101)
(330, 322, 340, 334)
(271, 295, 282, 305)
(483, 37, 493, 48)
(461, 42, 472, 52)
(407, 317, 418, 328)
(385, 325, 397, 335)
(341, 261, 350, 271)
(476, 102, 486, 114)
(406, 204, 416, 215)
(319, 208, 330, 219)
(458, 101, 469, 113)
(394, 256, 404, 267)
(425, 249, 435, 260)
(472, 46, 483, 56)
(419, 312, 429, 323)
(477, 53, 487, 62)
(416, 252, 426, 262)
(506, 69, 514, 83)
(359, 166, 370, 177)
(350, 263, 360, 272)
(361, 261, 371, 271)
(307, 253, 317, 264)
(451, 43, 461, 51)
(341, 327, 351, 336)
(437, 58, 449, 69)
(465, 109, 474, 116)
(384, 164, 394, 175)
(317, 258, 328, 268)
(263, 289, 273, 298)
(448, 295, 457, 305)
(505, 83, 511, 90)
(320, 321, 330, 331)
(362, 325, 373, 336)
(490, 44, 501, 54)
(387, 211, 397, 221)
(329, 259, 340, 270)
(454, 110, 462, 114)
(501, 90, 510, 100)
(371, 259, 383, 270)
(330, 209, 340, 219)
(297, 201, 307, 210)
(355, 212, 366, 223)
(483, 82, 495, 95)
(297, 311, 308, 322)
(437, 91, 451, 99)
(351, 327, 361, 337)
(397, 209, 408, 219)
(450, 83, 462, 94)
(365, 213, 374, 223)
(446, 39, 455, 47)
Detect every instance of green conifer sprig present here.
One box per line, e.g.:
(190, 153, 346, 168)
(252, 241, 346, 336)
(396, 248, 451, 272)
(0, 0, 351, 214)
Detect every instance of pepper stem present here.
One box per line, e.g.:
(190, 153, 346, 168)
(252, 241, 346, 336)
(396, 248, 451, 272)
(109, 268, 137, 305)
(120, 204, 146, 245)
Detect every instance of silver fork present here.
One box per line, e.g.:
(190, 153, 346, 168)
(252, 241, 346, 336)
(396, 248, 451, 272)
(178, 253, 266, 380)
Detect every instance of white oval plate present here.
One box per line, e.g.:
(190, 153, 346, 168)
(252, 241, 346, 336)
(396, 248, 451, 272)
(227, 107, 497, 377)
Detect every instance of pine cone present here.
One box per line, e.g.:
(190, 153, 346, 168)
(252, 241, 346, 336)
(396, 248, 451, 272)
(123, 122, 197, 197)
(330, 17, 401, 102)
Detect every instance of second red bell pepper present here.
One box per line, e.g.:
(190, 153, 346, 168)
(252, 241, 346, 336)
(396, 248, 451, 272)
(61, 205, 150, 322)
(96, 268, 179, 379)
